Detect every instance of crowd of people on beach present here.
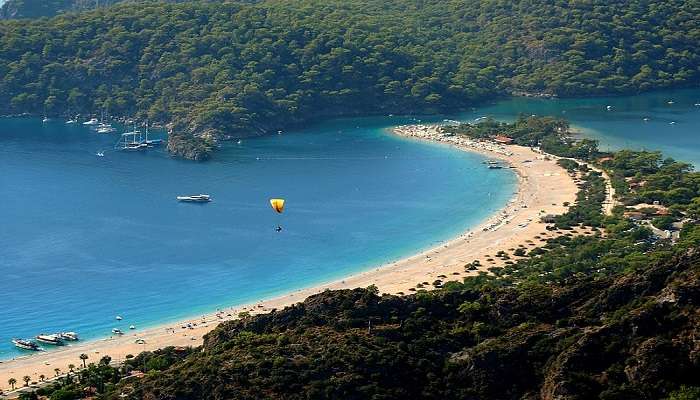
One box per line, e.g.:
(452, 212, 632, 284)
(393, 124, 514, 156)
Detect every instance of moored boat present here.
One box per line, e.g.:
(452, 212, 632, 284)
(36, 334, 64, 346)
(112, 328, 124, 335)
(83, 118, 99, 125)
(96, 123, 116, 134)
(12, 338, 41, 351)
(176, 194, 211, 203)
(57, 332, 79, 341)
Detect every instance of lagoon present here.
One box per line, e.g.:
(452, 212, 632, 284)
(459, 88, 700, 166)
(0, 115, 515, 359)
(1, 87, 698, 360)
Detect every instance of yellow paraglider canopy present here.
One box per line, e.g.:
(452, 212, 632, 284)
(270, 198, 285, 213)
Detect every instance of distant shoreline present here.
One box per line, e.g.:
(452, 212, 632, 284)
(0, 123, 579, 396)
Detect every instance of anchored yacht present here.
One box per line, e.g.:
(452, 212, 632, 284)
(36, 334, 64, 345)
(57, 332, 79, 341)
(177, 194, 211, 203)
(13, 338, 41, 351)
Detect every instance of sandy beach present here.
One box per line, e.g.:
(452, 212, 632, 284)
(0, 124, 579, 395)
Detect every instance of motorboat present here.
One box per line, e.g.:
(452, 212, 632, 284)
(129, 325, 136, 330)
(83, 118, 99, 125)
(66, 118, 77, 124)
(57, 332, 79, 341)
(42, 117, 50, 123)
(116, 315, 123, 321)
(13, 338, 41, 351)
(112, 328, 124, 335)
(97, 124, 116, 134)
(176, 194, 211, 203)
(36, 334, 64, 346)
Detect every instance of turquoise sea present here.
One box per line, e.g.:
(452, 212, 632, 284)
(1, 88, 698, 360)
(0, 115, 516, 359)
(460, 88, 700, 166)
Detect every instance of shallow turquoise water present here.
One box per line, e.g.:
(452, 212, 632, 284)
(0, 115, 515, 359)
(457, 88, 700, 166)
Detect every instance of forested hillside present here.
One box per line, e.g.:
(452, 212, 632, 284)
(1, 0, 699, 158)
(0, 0, 119, 19)
(114, 250, 699, 400)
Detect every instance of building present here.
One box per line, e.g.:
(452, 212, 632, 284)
(493, 135, 513, 144)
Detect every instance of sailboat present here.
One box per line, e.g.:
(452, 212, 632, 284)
(115, 122, 147, 151)
(143, 121, 163, 147)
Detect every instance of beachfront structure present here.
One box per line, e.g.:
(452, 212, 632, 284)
(493, 135, 514, 144)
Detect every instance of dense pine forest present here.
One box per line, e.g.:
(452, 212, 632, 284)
(1, 0, 699, 158)
(0, 0, 119, 19)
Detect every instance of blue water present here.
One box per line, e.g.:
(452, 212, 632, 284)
(0, 116, 515, 359)
(3, 88, 697, 360)
(457, 88, 700, 166)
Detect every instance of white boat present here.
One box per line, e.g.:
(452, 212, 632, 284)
(606, 105, 612, 111)
(143, 121, 163, 146)
(115, 128, 147, 151)
(116, 315, 123, 320)
(129, 325, 136, 330)
(12, 338, 41, 351)
(66, 118, 77, 124)
(177, 194, 211, 203)
(667, 100, 674, 104)
(36, 334, 64, 346)
(112, 328, 124, 335)
(42, 117, 50, 123)
(96, 123, 116, 134)
(57, 332, 79, 341)
(83, 118, 99, 125)
(96, 151, 105, 157)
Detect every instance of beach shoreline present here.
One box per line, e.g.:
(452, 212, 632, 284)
(0, 124, 579, 395)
